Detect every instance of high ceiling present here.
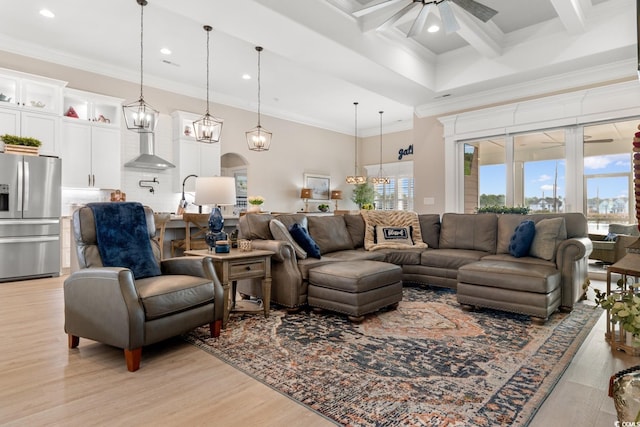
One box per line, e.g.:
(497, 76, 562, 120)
(0, 0, 634, 136)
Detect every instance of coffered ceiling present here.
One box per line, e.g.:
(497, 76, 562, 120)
(0, 0, 634, 136)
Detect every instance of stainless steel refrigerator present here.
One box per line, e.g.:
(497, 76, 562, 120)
(0, 153, 61, 282)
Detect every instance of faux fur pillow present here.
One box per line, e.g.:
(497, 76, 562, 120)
(361, 210, 428, 251)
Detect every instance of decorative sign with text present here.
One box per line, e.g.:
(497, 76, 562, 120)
(398, 144, 413, 160)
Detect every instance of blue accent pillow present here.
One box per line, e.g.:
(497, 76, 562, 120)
(604, 232, 618, 242)
(509, 220, 536, 258)
(289, 223, 321, 259)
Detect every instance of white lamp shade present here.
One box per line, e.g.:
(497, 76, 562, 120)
(194, 176, 237, 206)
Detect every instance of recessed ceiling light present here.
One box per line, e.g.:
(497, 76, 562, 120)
(242, 74, 251, 80)
(160, 48, 171, 55)
(427, 25, 439, 33)
(39, 9, 55, 18)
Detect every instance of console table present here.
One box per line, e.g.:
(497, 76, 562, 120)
(185, 248, 273, 328)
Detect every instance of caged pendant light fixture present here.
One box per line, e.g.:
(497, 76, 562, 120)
(246, 46, 272, 151)
(346, 102, 367, 184)
(122, 0, 159, 133)
(370, 110, 390, 185)
(193, 25, 223, 143)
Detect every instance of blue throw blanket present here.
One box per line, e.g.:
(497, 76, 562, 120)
(88, 202, 161, 279)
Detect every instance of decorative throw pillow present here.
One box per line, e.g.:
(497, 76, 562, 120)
(529, 217, 567, 261)
(508, 220, 536, 258)
(269, 219, 307, 259)
(375, 225, 414, 246)
(604, 232, 618, 242)
(289, 223, 321, 259)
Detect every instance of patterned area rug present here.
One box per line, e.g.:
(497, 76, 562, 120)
(183, 285, 602, 426)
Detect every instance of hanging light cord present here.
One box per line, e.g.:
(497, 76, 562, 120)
(256, 46, 263, 127)
(205, 26, 211, 115)
(378, 111, 384, 176)
(139, 0, 145, 101)
(354, 102, 359, 175)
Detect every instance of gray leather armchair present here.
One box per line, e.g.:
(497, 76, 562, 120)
(64, 204, 224, 371)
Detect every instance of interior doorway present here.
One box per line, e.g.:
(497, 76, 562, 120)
(221, 153, 248, 214)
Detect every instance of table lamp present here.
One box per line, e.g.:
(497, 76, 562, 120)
(195, 177, 237, 250)
(300, 188, 312, 212)
(331, 190, 342, 211)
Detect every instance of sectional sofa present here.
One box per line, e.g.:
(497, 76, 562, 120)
(236, 211, 592, 322)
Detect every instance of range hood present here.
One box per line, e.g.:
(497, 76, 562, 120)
(125, 133, 175, 170)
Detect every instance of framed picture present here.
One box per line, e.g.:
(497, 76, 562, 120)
(304, 173, 330, 200)
(234, 172, 248, 197)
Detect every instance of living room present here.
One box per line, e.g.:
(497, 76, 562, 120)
(1, 0, 639, 425)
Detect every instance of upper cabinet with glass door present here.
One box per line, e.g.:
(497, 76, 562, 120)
(62, 88, 121, 128)
(0, 67, 66, 114)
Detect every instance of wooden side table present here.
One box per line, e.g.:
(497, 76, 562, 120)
(606, 261, 640, 356)
(185, 248, 274, 328)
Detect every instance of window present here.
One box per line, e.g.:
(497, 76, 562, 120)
(463, 139, 506, 213)
(365, 161, 414, 210)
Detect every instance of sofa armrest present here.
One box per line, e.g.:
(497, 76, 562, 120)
(63, 267, 145, 349)
(555, 237, 592, 309)
(615, 235, 639, 263)
(249, 239, 296, 263)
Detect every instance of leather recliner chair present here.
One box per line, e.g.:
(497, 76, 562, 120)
(64, 204, 224, 371)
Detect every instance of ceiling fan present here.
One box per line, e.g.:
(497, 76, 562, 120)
(353, 0, 498, 37)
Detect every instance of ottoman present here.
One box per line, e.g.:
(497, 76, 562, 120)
(456, 260, 561, 324)
(308, 260, 403, 321)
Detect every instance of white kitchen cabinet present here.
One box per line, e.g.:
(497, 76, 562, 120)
(60, 89, 123, 189)
(171, 111, 221, 192)
(0, 68, 66, 156)
(61, 121, 121, 189)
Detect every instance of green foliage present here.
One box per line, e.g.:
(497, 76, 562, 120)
(1, 134, 42, 147)
(475, 205, 530, 214)
(318, 204, 329, 212)
(584, 278, 640, 339)
(479, 194, 506, 207)
(351, 182, 375, 208)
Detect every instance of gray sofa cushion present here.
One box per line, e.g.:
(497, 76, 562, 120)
(308, 215, 355, 255)
(439, 213, 497, 253)
(343, 214, 365, 248)
(238, 213, 274, 240)
(529, 217, 567, 261)
(418, 214, 441, 248)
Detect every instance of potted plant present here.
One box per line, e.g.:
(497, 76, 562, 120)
(247, 195, 264, 213)
(1, 134, 42, 156)
(351, 182, 375, 209)
(318, 203, 329, 212)
(585, 278, 640, 347)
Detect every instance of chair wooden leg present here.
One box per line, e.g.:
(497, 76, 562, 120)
(211, 320, 222, 338)
(68, 334, 79, 349)
(124, 348, 142, 372)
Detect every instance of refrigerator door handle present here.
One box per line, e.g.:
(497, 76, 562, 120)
(17, 160, 23, 212)
(23, 160, 29, 211)
(0, 236, 59, 244)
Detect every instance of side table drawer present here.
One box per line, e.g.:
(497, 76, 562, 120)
(229, 260, 266, 279)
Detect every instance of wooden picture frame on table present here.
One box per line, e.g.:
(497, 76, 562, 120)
(304, 173, 330, 200)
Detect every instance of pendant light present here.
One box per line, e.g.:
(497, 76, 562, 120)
(122, 0, 159, 133)
(193, 25, 223, 143)
(371, 110, 390, 185)
(246, 46, 272, 151)
(346, 101, 367, 184)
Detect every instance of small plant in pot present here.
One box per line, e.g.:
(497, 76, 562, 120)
(1, 134, 42, 147)
(318, 203, 330, 212)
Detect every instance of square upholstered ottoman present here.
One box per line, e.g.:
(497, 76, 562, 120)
(307, 260, 403, 321)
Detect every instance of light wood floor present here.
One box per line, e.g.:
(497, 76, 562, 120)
(0, 275, 634, 426)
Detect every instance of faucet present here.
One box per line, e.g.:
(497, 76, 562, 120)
(139, 178, 159, 194)
(179, 174, 199, 212)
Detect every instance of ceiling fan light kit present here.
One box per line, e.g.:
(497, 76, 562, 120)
(356, 0, 498, 38)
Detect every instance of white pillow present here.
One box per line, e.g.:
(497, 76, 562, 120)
(269, 219, 307, 259)
(375, 225, 414, 246)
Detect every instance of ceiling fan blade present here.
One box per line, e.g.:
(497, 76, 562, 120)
(407, 3, 434, 38)
(378, 1, 422, 31)
(353, 0, 408, 18)
(437, 1, 460, 34)
(450, 0, 498, 22)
